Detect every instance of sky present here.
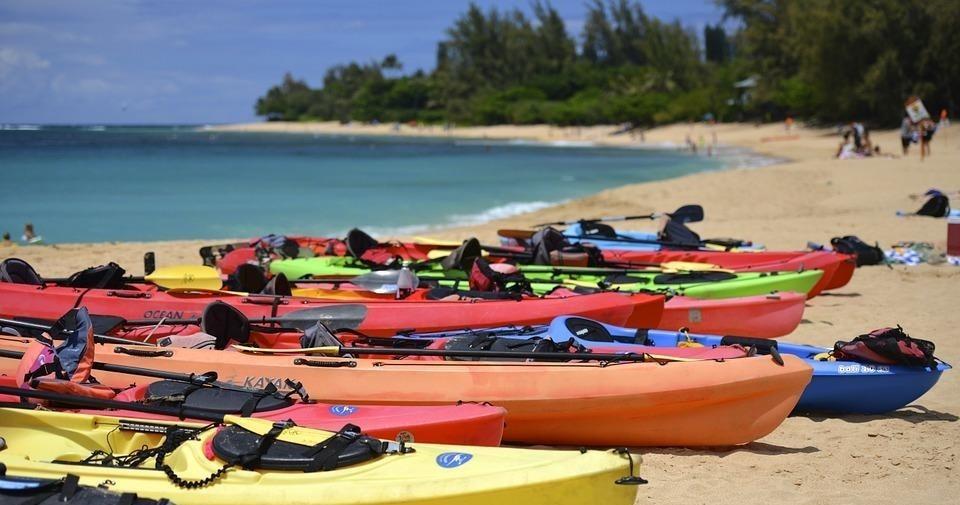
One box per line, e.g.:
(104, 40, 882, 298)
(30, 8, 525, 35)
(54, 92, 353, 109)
(0, 0, 725, 124)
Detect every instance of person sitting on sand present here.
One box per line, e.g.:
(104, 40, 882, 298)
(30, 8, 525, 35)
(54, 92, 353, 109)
(2, 232, 11, 247)
(836, 130, 859, 159)
(22, 223, 35, 242)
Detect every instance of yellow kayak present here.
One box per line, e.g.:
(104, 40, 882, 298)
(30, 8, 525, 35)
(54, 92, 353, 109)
(0, 408, 641, 505)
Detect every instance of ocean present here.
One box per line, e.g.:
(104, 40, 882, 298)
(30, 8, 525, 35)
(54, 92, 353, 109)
(0, 125, 725, 243)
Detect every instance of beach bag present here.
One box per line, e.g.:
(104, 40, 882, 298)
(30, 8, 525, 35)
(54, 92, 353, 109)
(830, 236, 885, 266)
(833, 326, 936, 368)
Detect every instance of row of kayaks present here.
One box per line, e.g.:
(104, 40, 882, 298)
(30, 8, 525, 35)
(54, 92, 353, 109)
(0, 217, 949, 504)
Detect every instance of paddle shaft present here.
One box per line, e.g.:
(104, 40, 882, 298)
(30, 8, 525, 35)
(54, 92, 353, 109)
(335, 346, 650, 362)
(0, 347, 216, 384)
(0, 318, 151, 346)
(0, 384, 225, 422)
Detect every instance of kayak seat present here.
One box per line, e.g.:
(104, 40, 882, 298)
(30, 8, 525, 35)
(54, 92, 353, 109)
(228, 263, 267, 293)
(144, 380, 293, 414)
(440, 237, 482, 271)
(562, 317, 616, 343)
(345, 228, 379, 259)
(200, 301, 251, 349)
(578, 220, 617, 238)
(443, 334, 573, 361)
(260, 273, 291, 297)
(652, 271, 738, 285)
(212, 423, 385, 471)
(425, 287, 521, 301)
(0, 258, 45, 286)
(63, 262, 126, 289)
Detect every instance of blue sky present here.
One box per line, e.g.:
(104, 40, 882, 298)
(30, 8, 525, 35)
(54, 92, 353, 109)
(0, 1, 724, 124)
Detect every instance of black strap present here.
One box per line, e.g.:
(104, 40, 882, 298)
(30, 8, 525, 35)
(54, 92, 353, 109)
(304, 424, 361, 472)
(237, 421, 292, 469)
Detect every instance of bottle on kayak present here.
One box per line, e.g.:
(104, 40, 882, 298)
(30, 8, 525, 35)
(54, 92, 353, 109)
(396, 266, 417, 299)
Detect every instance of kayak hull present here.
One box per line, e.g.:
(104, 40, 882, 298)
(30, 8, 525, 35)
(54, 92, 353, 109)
(0, 377, 506, 446)
(0, 338, 811, 447)
(659, 293, 805, 338)
(0, 281, 662, 336)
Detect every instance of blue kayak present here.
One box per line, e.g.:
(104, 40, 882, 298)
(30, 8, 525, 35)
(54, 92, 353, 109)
(390, 316, 950, 415)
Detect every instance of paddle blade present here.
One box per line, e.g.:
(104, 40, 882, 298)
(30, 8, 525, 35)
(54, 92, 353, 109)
(144, 265, 223, 290)
(498, 229, 536, 240)
(668, 205, 704, 223)
(277, 304, 368, 331)
(660, 261, 729, 272)
(350, 270, 421, 294)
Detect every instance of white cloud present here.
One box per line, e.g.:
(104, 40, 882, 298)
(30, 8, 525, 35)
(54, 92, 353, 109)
(0, 47, 50, 82)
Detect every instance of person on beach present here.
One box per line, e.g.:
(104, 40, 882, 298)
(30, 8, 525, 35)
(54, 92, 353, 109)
(22, 223, 36, 243)
(2, 232, 11, 247)
(920, 118, 936, 160)
(901, 115, 916, 155)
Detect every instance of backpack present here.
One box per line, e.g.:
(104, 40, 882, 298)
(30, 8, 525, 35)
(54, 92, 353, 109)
(916, 192, 950, 218)
(833, 326, 936, 368)
(468, 258, 530, 293)
(830, 235, 885, 266)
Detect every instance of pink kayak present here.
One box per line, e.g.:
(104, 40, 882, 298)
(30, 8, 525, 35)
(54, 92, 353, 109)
(658, 292, 805, 338)
(0, 376, 506, 446)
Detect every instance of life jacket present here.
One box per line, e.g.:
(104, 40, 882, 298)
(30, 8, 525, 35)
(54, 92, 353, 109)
(833, 326, 937, 368)
(15, 307, 115, 400)
(469, 258, 529, 293)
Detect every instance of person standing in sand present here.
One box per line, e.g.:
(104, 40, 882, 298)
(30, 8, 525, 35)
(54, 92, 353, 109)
(901, 115, 916, 155)
(920, 118, 936, 160)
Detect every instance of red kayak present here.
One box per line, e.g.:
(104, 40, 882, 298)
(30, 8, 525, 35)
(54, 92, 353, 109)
(0, 279, 663, 338)
(206, 235, 853, 297)
(0, 375, 505, 446)
(659, 292, 806, 338)
(599, 248, 855, 296)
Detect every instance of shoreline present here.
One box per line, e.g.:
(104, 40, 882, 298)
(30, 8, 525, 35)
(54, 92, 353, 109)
(2, 120, 959, 503)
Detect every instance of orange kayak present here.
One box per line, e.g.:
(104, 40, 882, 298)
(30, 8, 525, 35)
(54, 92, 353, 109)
(0, 337, 812, 447)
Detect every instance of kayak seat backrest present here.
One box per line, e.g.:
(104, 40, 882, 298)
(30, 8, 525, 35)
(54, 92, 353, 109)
(200, 301, 251, 349)
(260, 273, 291, 297)
(145, 380, 292, 414)
(345, 228, 379, 259)
(440, 237, 483, 271)
(563, 317, 616, 343)
(579, 220, 617, 238)
(659, 218, 702, 246)
(64, 262, 126, 289)
(228, 263, 267, 293)
(0, 258, 45, 286)
(212, 424, 384, 471)
(652, 271, 738, 285)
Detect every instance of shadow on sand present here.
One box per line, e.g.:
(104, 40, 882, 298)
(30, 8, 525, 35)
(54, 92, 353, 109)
(645, 442, 819, 458)
(797, 405, 959, 424)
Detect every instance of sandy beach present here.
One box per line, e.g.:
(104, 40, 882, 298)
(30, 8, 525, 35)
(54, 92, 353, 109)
(3, 121, 958, 504)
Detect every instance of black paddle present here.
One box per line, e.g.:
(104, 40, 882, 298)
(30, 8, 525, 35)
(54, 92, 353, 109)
(0, 384, 225, 423)
(0, 318, 151, 346)
(534, 205, 704, 227)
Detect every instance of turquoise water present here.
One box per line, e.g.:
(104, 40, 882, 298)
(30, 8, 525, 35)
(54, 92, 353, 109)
(0, 125, 723, 243)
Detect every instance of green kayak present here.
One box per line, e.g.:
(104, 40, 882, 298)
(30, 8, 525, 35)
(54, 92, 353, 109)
(269, 256, 823, 299)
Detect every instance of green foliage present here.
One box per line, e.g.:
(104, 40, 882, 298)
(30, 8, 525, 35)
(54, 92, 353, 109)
(255, 0, 957, 127)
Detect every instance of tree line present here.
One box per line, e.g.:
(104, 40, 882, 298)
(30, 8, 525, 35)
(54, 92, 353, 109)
(255, 0, 958, 127)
